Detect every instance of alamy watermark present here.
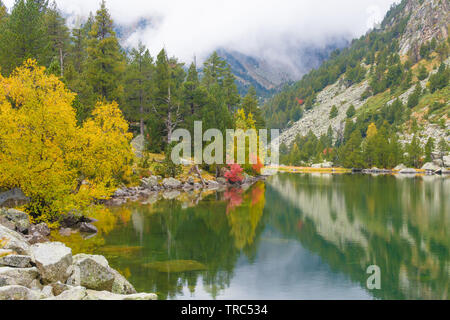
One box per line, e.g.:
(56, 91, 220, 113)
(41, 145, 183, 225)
(170, 121, 280, 167)
(366, 265, 381, 290)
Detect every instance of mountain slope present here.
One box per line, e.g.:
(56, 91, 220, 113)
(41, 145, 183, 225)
(265, 0, 449, 162)
(217, 43, 345, 98)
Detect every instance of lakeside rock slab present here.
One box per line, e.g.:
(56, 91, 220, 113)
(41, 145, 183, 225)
(68, 254, 115, 292)
(0, 255, 32, 268)
(68, 254, 136, 294)
(85, 290, 157, 300)
(162, 178, 182, 189)
(47, 286, 88, 300)
(31, 242, 72, 284)
(0, 225, 31, 255)
(0, 267, 39, 287)
(0, 285, 40, 300)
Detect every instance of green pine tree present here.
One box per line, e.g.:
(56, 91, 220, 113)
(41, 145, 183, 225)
(241, 86, 265, 129)
(329, 105, 338, 119)
(44, 1, 69, 77)
(424, 137, 434, 163)
(406, 135, 423, 168)
(86, 0, 125, 104)
(124, 42, 154, 136)
(0, 0, 50, 74)
(346, 105, 356, 118)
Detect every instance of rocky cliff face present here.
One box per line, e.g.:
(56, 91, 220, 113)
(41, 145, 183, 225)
(385, 0, 449, 57)
(276, 0, 450, 149)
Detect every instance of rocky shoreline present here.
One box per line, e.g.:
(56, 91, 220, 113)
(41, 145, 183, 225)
(0, 215, 157, 300)
(108, 175, 268, 206)
(0, 175, 268, 300)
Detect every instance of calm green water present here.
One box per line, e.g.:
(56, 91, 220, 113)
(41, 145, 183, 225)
(60, 173, 450, 300)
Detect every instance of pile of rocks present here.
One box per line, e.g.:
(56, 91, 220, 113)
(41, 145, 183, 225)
(110, 175, 267, 205)
(0, 224, 157, 300)
(0, 208, 99, 244)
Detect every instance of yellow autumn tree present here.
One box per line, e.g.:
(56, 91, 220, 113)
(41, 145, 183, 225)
(0, 60, 133, 223)
(367, 123, 378, 139)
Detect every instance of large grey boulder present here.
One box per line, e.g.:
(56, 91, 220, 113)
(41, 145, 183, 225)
(422, 162, 440, 171)
(68, 254, 136, 294)
(85, 290, 157, 301)
(141, 176, 159, 190)
(216, 177, 227, 185)
(394, 164, 407, 171)
(4, 209, 30, 234)
(444, 155, 450, 168)
(0, 225, 31, 255)
(0, 267, 40, 287)
(68, 254, 115, 292)
(0, 255, 32, 268)
(162, 178, 182, 189)
(31, 242, 72, 284)
(0, 285, 40, 300)
(110, 268, 137, 295)
(46, 286, 88, 300)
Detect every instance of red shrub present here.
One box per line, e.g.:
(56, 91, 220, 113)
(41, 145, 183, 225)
(224, 164, 244, 183)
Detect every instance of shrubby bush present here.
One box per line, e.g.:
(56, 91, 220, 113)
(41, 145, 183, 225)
(0, 60, 133, 223)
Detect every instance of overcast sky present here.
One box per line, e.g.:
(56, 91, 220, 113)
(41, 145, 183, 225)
(3, 0, 399, 63)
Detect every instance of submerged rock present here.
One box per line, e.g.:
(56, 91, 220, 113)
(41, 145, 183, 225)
(144, 260, 207, 273)
(31, 242, 72, 284)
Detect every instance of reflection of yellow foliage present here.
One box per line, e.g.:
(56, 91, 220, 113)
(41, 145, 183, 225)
(51, 231, 105, 255)
(116, 207, 132, 225)
(116, 267, 132, 279)
(227, 183, 265, 250)
(89, 207, 118, 235)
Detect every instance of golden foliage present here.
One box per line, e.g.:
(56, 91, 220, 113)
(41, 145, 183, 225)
(0, 60, 133, 222)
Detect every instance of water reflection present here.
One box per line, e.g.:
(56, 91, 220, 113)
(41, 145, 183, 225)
(54, 174, 449, 300)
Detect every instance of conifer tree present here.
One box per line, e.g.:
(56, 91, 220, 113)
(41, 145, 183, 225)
(45, 1, 69, 77)
(407, 84, 422, 109)
(242, 86, 265, 129)
(0, 0, 50, 74)
(329, 105, 338, 119)
(346, 105, 356, 118)
(151, 49, 186, 144)
(124, 42, 154, 135)
(0, 1, 7, 22)
(86, 0, 125, 104)
(424, 137, 434, 163)
(182, 62, 208, 134)
(406, 135, 423, 168)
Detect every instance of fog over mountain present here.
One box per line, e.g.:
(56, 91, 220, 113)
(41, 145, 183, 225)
(4, 0, 399, 94)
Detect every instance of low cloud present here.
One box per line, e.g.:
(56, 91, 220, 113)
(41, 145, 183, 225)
(4, 0, 399, 63)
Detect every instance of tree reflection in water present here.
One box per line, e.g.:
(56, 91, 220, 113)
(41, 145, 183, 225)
(54, 175, 449, 300)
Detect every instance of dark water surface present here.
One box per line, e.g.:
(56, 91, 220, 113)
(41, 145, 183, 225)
(57, 173, 449, 300)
